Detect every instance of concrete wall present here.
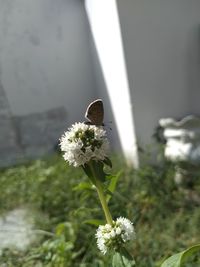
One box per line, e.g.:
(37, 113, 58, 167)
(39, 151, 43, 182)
(0, 0, 97, 126)
(2, 0, 199, 164)
(117, 0, 200, 146)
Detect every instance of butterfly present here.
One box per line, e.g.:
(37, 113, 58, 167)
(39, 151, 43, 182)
(84, 99, 104, 126)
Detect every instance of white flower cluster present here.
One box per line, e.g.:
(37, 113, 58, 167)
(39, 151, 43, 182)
(96, 217, 135, 254)
(59, 122, 109, 167)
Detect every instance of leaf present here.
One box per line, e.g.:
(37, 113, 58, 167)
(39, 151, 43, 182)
(55, 222, 75, 241)
(82, 164, 96, 185)
(161, 244, 200, 267)
(82, 161, 108, 185)
(106, 171, 121, 203)
(103, 157, 112, 168)
(91, 161, 107, 183)
(112, 248, 135, 267)
(83, 219, 105, 226)
(73, 182, 93, 191)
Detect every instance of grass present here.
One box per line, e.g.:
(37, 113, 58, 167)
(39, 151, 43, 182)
(0, 153, 199, 266)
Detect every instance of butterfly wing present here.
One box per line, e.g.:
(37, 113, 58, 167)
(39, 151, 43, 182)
(85, 99, 104, 126)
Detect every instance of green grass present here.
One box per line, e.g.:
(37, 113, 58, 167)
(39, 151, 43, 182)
(0, 153, 199, 266)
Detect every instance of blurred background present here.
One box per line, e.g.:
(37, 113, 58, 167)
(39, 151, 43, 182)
(1, 0, 200, 168)
(0, 1, 200, 266)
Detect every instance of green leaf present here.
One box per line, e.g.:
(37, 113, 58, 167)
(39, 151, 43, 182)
(83, 219, 105, 226)
(106, 171, 121, 203)
(103, 157, 112, 168)
(161, 244, 200, 267)
(91, 161, 107, 183)
(82, 164, 96, 185)
(82, 161, 108, 185)
(73, 182, 93, 191)
(112, 248, 135, 267)
(55, 222, 75, 241)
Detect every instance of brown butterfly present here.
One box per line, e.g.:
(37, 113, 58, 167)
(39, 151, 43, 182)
(85, 99, 104, 126)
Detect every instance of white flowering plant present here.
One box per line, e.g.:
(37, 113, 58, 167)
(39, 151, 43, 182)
(60, 122, 135, 266)
(60, 121, 200, 267)
(60, 123, 109, 168)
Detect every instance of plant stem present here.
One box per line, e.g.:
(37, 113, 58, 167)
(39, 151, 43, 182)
(95, 179, 113, 225)
(89, 162, 113, 225)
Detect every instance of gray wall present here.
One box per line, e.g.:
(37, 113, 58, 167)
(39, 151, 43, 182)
(2, 0, 199, 162)
(0, 0, 97, 126)
(117, 0, 200, 146)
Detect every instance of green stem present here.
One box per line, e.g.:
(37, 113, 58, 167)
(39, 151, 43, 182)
(96, 179, 113, 225)
(120, 253, 126, 267)
(89, 162, 113, 225)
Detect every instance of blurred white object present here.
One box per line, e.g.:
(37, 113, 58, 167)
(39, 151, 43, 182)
(0, 208, 37, 252)
(159, 115, 200, 164)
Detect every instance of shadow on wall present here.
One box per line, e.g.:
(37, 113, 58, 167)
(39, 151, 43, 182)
(0, 78, 67, 168)
(0, 31, 122, 168)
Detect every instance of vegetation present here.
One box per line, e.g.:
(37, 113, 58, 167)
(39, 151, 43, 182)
(0, 153, 199, 266)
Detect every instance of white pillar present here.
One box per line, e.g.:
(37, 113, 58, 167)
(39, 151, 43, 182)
(85, 0, 139, 167)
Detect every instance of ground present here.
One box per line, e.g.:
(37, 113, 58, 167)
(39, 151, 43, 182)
(0, 153, 199, 266)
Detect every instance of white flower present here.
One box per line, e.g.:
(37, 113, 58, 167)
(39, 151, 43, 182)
(96, 217, 135, 254)
(59, 122, 109, 167)
(116, 217, 135, 242)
